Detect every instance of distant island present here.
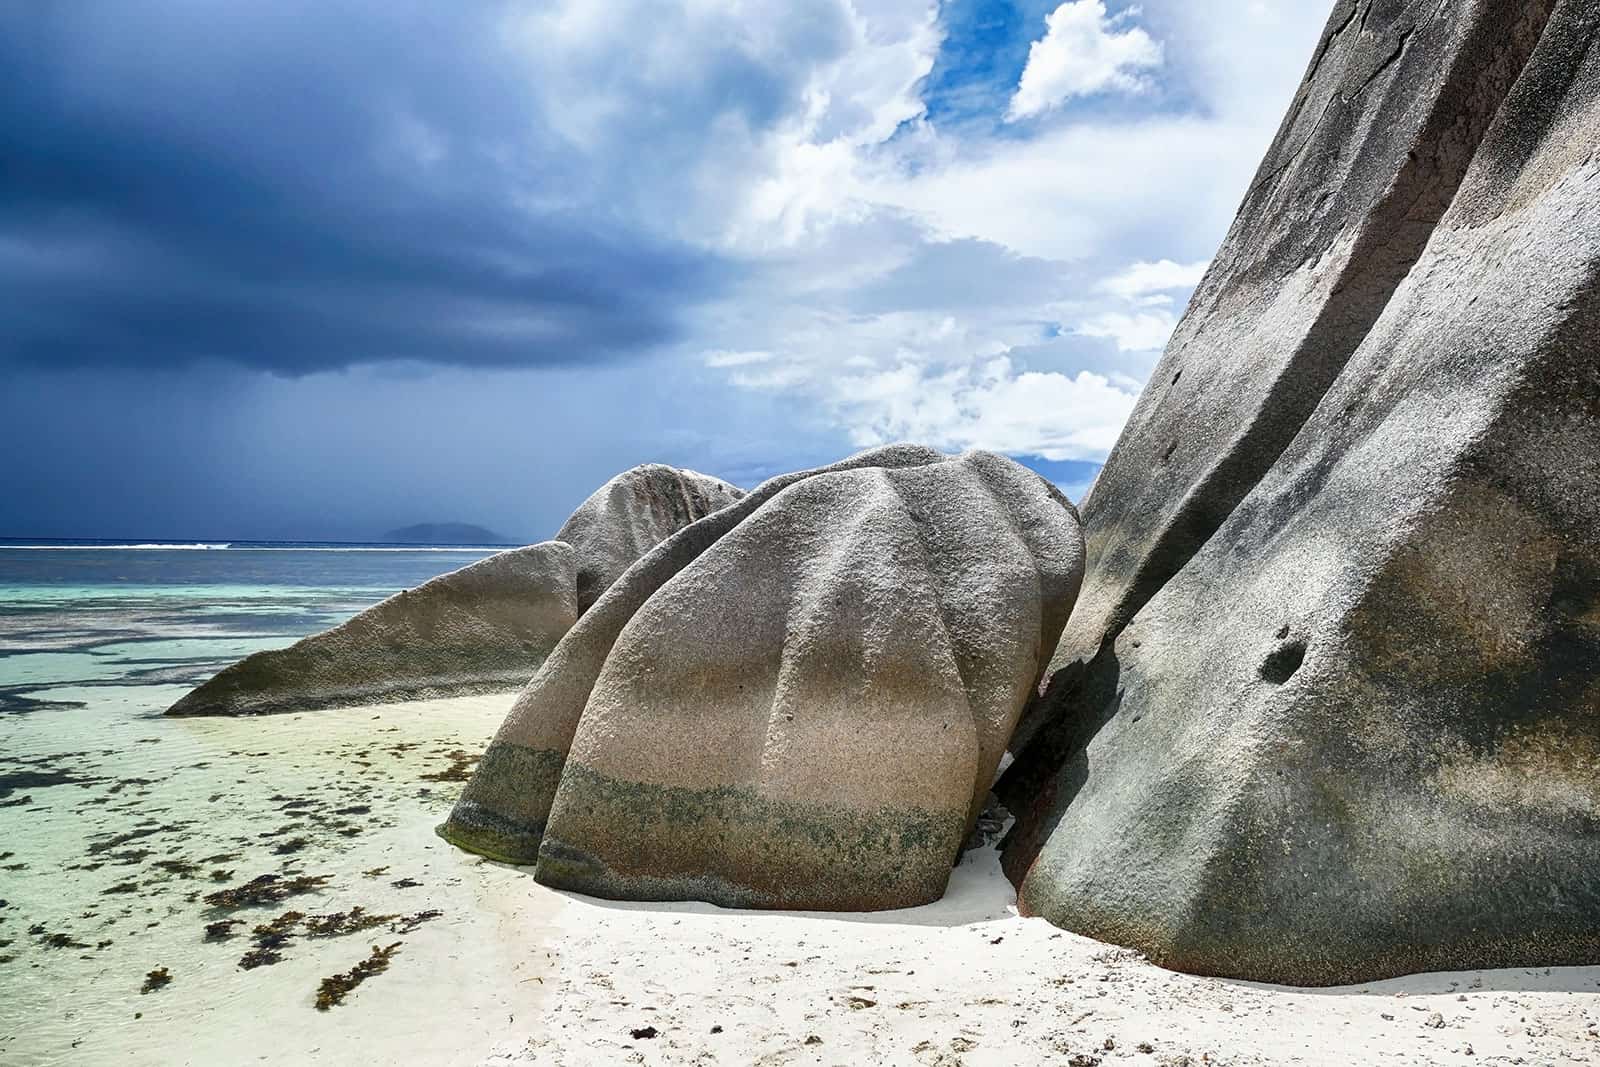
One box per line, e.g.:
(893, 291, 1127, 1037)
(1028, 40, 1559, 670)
(381, 523, 512, 545)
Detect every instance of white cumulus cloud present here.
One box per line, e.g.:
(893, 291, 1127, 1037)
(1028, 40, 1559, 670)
(1069, 257, 1211, 352)
(1097, 258, 1210, 300)
(837, 356, 1139, 462)
(1007, 1, 1164, 121)
(1078, 309, 1178, 353)
(702, 350, 775, 368)
(501, 0, 1328, 469)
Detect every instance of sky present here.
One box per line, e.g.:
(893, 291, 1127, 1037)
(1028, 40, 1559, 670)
(0, 1, 1330, 542)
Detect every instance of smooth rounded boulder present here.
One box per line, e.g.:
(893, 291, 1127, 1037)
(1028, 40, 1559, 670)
(440, 447, 1084, 911)
(165, 543, 581, 717)
(166, 464, 744, 716)
(554, 463, 745, 610)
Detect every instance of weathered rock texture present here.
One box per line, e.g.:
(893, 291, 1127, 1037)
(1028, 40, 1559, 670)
(167, 465, 743, 717)
(1015, 0, 1558, 752)
(166, 543, 581, 717)
(440, 447, 1084, 911)
(1003, 0, 1600, 985)
(554, 464, 745, 610)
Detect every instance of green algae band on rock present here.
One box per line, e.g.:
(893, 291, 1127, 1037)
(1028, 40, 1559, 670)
(1002, 0, 1600, 986)
(440, 447, 1084, 912)
(165, 465, 743, 717)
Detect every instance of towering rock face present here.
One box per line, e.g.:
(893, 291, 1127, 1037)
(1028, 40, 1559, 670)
(1017, 0, 1558, 753)
(440, 447, 1084, 912)
(1004, 0, 1600, 985)
(166, 466, 744, 717)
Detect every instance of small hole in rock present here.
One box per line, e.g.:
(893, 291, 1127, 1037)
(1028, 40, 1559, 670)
(1171, 369, 1182, 385)
(1260, 640, 1307, 685)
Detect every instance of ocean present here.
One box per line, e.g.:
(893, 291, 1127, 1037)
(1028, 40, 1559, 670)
(0, 540, 544, 1065)
(0, 540, 510, 714)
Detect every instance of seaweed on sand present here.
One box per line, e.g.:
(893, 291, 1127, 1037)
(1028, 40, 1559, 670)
(203, 873, 329, 910)
(300, 906, 445, 939)
(238, 911, 305, 970)
(389, 910, 442, 935)
(315, 943, 401, 1010)
(419, 750, 480, 782)
(301, 906, 396, 938)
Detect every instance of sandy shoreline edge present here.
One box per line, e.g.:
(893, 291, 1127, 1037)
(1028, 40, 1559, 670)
(2, 692, 1596, 1066)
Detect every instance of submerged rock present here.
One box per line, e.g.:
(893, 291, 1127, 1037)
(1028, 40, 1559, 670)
(1003, 0, 1600, 984)
(167, 465, 743, 716)
(440, 447, 1083, 911)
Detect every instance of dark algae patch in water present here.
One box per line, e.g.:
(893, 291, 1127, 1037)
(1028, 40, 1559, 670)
(86, 824, 167, 856)
(0, 768, 89, 798)
(206, 900, 442, 970)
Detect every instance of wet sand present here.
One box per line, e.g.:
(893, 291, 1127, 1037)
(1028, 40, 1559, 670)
(1, 690, 562, 1066)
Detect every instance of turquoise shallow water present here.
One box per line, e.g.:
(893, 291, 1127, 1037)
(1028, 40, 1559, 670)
(0, 544, 540, 1065)
(0, 544, 501, 710)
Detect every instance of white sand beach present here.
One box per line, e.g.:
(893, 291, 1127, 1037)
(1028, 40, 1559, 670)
(4, 689, 1595, 1066)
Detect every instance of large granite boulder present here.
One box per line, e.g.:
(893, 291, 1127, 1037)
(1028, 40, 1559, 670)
(1013, 0, 1558, 752)
(1002, 0, 1600, 985)
(440, 447, 1084, 911)
(167, 465, 744, 716)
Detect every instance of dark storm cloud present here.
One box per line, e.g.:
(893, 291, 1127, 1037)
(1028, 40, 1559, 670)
(0, 4, 724, 373)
